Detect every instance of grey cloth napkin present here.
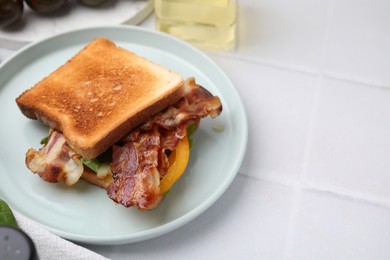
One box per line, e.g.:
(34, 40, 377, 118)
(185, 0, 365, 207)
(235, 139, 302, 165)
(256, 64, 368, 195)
(13, 210, 110, 260)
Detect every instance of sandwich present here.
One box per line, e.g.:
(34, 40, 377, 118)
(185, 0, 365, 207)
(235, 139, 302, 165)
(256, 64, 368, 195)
(15, 37, 222, 210)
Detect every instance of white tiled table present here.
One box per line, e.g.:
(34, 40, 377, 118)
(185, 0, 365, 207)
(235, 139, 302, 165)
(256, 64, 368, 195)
(1, 1, 389, 259)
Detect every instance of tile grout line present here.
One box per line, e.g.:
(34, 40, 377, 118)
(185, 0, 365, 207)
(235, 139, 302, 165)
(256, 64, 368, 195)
(210, 51, 320, 76)
(238, 171, 390, 211)
(321, 70, 390, 90)
(209, 53, 390, 91)
(281, 76, 324, 260)
(302, 183, 390, 209)
(283, 0, 336, 257)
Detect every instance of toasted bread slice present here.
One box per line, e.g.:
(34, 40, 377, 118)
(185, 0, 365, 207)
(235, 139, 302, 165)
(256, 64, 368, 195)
(81, 167, 113, 189)
(16, 38, 184, 159)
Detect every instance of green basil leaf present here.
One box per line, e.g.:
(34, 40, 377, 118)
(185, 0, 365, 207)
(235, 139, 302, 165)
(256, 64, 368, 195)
(80, 158, 101, 173)
(0, 199, 18, 228)
(187, 123, 196, 150)
(40, 135, 49, 145)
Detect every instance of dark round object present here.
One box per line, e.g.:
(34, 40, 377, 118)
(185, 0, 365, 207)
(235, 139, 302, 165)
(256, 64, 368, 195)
(25, 0, 67, 14)
(0, 226, 38, 260)
(0, 0, 23, 28)
(78, 0, 108, 6)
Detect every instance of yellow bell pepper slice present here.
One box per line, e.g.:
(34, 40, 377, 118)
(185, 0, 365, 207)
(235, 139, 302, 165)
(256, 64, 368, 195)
(160, 136, 190, 195)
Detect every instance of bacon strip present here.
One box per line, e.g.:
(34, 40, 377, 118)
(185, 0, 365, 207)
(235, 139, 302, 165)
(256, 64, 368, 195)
(25, 130, 84, 185)
(108, 78, 222, 209)
(107, 130, 163, 209)
(139, 78, 222, 132)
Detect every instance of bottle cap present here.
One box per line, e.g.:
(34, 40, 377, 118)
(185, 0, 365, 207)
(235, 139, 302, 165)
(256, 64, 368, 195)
(0, 226, 38, 260)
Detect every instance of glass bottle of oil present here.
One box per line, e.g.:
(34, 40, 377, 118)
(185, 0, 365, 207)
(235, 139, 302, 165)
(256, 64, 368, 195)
(154, 0, 237, 51)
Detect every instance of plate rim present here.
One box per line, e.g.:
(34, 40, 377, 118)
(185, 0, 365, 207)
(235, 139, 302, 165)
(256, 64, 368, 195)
(0, 25, 248, 245)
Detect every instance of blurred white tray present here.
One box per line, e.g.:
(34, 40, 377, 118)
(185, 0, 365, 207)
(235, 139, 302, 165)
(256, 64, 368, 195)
(0, 0, 153, 49)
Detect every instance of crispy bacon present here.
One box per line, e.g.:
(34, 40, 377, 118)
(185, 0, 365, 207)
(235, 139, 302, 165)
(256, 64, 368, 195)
(25, 78, 222, 210)
(107, 130, 163, 209)
(108, 78, 222, 209)
(139, 78, 222, 132)
(25, 130, 84, 185)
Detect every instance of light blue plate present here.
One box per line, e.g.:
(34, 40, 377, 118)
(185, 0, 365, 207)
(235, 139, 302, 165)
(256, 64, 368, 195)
(0, 26, 248, 245)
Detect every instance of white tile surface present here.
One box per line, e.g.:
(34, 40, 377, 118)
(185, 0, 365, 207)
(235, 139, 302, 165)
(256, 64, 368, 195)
(86, 176, 294, 260)
(323, 0, 390, 85)
(1, 0, 390, 259)
(237, 0, 331, 69)
(291, 190, 390, 260)
(304, 78, 390, 202)
(210, 55, 318, 182)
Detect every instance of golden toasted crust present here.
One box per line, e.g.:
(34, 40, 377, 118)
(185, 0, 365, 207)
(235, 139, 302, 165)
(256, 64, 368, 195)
(81, 168, 113, 189)
(16, 38, 184, 159)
